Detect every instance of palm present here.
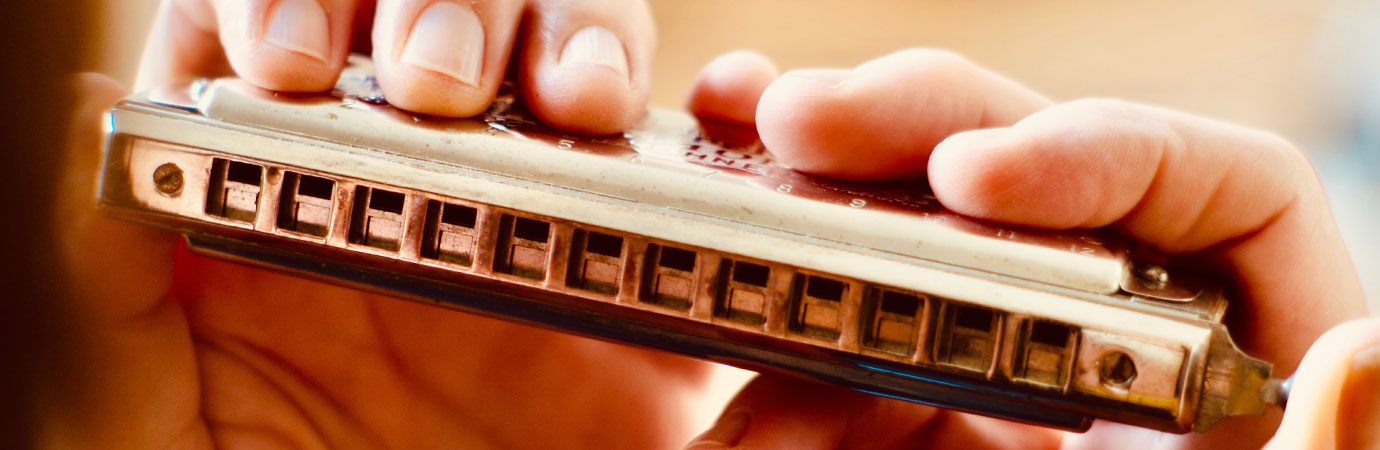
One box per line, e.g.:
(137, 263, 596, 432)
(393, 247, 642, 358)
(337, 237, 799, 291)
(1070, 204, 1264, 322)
(172, 252, 709, 449)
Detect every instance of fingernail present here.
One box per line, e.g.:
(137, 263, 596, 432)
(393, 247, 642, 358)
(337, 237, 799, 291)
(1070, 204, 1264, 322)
(401, 2, 485, 86)
(264, 0, 330, 61)
(683, 409, 750, 449)
(559, 26, 629, 80)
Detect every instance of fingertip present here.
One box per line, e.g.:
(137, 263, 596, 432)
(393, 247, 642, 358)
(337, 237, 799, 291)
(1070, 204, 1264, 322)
(223, 0, 353, 92)
(520, 1, 656, 134)
(758, 68, 922, 180)
(61, 73, 178, 305)
(1271, 317, 1380, 449)
(523, 47, 645, 134)
(927, 128, 1016, 219)
(929, 103, 1172, 231)
(229, 50, 342, 92)
(682, 409, 750, 450)
(71, 73, 130, 114)
(756, 47, 1048, 182)
(686, 49, 779, 125)
(375, 67, 497, 118)
(372, 0, 526, 118)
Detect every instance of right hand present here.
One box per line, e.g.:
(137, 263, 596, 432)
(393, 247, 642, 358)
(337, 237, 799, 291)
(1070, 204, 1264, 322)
(682, 48, 1376, 450)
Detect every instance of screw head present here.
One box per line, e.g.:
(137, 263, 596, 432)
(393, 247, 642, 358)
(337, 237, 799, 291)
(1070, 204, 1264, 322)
(1099, 351, 1138, 390)
(1134, 264, 1169, 289)
(153, 163, 184, 196)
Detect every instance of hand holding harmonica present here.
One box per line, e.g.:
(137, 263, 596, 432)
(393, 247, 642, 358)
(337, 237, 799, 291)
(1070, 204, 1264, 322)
(683, 49, 1376, 450)
(50, 1, 1376, 449)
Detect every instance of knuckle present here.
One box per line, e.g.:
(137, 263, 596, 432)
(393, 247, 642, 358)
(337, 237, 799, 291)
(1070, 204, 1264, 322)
(1256, 130, 1315, 185)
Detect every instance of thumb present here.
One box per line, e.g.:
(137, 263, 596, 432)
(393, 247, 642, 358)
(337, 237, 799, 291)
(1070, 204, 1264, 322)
(1265, 317, 1380, 450)
(37, 74, 206, 449)
(58, 72, 178, 306)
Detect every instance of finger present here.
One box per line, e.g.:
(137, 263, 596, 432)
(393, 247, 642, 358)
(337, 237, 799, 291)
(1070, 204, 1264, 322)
(686, 50, 779, 125)
(38, 74, 205, 448)
(929, 99, 1367, 361)
(517, 0, 657, 134)
(929, 100, 1368, 448)
(372, 0, 525, 117)
(682, 376, 1062, 450)
(1266, 317, 1380, 450)
(136, 0, 361, 92)
(754, 48, 1051, 181)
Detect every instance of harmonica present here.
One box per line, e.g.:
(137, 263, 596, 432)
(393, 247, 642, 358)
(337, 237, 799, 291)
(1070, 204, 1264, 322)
(97, 56, 1286, 433)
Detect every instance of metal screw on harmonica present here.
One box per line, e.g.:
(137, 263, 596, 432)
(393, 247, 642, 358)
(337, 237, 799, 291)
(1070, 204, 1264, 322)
(1134, 264, 1169, 289)
(97, 55, 1291, 434)
(153, 163, 183, 196)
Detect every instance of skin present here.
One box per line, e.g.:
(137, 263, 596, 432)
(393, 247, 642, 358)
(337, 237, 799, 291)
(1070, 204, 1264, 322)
(684, 49, 1378, 450)
(41, 2, 1376, 449)
(46, 1, 702, 449)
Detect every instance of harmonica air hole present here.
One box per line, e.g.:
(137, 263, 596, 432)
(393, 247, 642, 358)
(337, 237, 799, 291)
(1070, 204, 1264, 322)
(935, 303, 1000, 374)
(806, 277, 845, 301)
(226, 160, 262, 185)
(638, 244, 696, 311)
(296, 174, 334, 200)
(513, 217, 550, 243)
(441, 202, 478, 228)
(955, 306, 994, 331)
(347, 186, 405, 251)
(732, 262, 770, 287)
(567, 230, 624, 295)
(1030, 321, 1072, 348)
(205, 158, 263, 223)
(1015, 320, 1076, 388)
(881, 291, 920, 315)
(862, 288, 923, 356)
(421, 200, 478, 266)
(585, 232, 623, 258)
(493, 214, 550, 280)
(368, 189, 404, 214)
(276, 171, 334, 237)
(787, 275, 846, 341)
(657, 246, 696, 272)
(715, 259, 771, 326)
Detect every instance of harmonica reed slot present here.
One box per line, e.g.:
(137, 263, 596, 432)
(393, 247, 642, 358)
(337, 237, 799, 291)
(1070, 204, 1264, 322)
(715, 259, 771, 326)
(787, 275, 846, 341)
(1014, 320, 1076, 388)
(566, 230, 624, 295)
(638, 244, 698, 311)
(276, 171, 335, 237)
(862, 288, 924, 356)
(935, 302, 1001, 373)
(347, 186, 405, 251)
(420, 200, 478, 266)
(493, 214, 550, 280)
(205, 158, 262, 223)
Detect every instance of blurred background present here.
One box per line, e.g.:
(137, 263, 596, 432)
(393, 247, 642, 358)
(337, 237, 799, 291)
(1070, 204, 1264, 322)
(80, 0, 1379, 435)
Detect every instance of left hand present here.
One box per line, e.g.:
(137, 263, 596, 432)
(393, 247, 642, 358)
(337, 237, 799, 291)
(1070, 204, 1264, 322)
(41, 1, 714, 447)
